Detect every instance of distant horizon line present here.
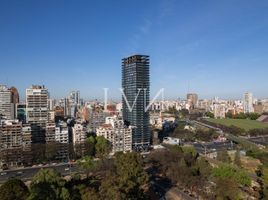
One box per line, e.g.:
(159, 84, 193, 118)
(17, 96, 268, 103)
(1, 83, 267, 102)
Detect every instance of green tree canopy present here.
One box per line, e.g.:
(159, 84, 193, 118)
(215, 177, 241, 200)
(85, 136, 96, 157)
(77, 155, 97, 178)
(217, 149, 231, 163)
(0, 178, 29, 200)
(205, 112, 214, 118)
(31, 168, 64, 186)
(29, 168, 70, 200)
(95, 136, 111, 159)
(197, 157, 212, 178)
(234, 150, 242, 167)
(213, 163, 251, 187)
(100, 152, 149, 199)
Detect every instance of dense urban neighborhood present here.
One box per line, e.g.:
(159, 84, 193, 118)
(1, 0, 268, 199)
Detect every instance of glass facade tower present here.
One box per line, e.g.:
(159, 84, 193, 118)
(122, 55, 150, 151)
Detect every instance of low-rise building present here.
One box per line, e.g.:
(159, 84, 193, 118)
(22, 124, 32, 165)
(55, 121, 69, 143)
(55, 121, 69, 160)
(96, 117, 132, 153)
(163, 137, 181, 145)
(88, 110, 109, 132)
(45, 122, 56, 143)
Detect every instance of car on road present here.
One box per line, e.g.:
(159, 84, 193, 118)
(64, 167, 70, 171)
(0, 172, 7, 176)
(16, 171, 23, 176)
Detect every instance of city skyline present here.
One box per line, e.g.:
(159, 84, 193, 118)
(1, 0, 268, 99)
(0, 84, 266, 102)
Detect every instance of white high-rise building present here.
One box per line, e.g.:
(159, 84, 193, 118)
(187, 93, 198, 109)
(243, 92, 254, 113)
(0, 85, 15, 120)
(213, 103, 226, 119)
(48, 99, 56, 111)
(26, 85, 48, 143)
(69, 91, 80, 105)
(72, 123, 87, 144)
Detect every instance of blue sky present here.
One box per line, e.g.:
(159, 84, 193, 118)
(1, 0, 268, 100)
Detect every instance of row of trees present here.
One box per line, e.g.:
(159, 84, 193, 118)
(148, 144, 255, 199)
(248, 128, 268, 137)
(149, 146, 212, 198)
(226, 112, 261, 120)
(0, 152, 149, 200)
(205, 112, 261, 120)
(165, 107, 189, 119)
(171, 124, 219, 142)
(0, 146, 257, 199)
(256, 166, 268, 199)
(244, 145, 268, 199)
(217, 149, 242, 167)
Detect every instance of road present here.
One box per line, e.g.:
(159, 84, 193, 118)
(191, 120, 268, 150)
(192, 141, 234, 154)
(0, 163, 80, 183)
(249, 136, 268, 146)
(192, 120, 222, 132)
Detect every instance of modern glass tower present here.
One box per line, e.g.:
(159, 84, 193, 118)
(122, 55, 150, 151)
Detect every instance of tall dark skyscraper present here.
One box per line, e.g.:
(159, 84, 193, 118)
(122, 55, 150, 151)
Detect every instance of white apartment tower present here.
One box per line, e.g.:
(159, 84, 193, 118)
(26, 85, 48, 143)
(0, 85, 15, 120)
(72, 123, 87, 144)
(243, 92, 254, 113)
(69, 91, 80, 105)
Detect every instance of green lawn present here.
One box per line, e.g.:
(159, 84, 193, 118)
(206, 118, 268, 131)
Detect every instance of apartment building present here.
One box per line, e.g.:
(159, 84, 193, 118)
(96, 117, 132, 153)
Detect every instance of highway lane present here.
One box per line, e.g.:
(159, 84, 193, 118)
(0, 163, 81, 183)
(249, 136, 268, 146)
(192, 120, 268, 148)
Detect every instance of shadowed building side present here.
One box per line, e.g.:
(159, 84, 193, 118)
(122, 55, 150, 151)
